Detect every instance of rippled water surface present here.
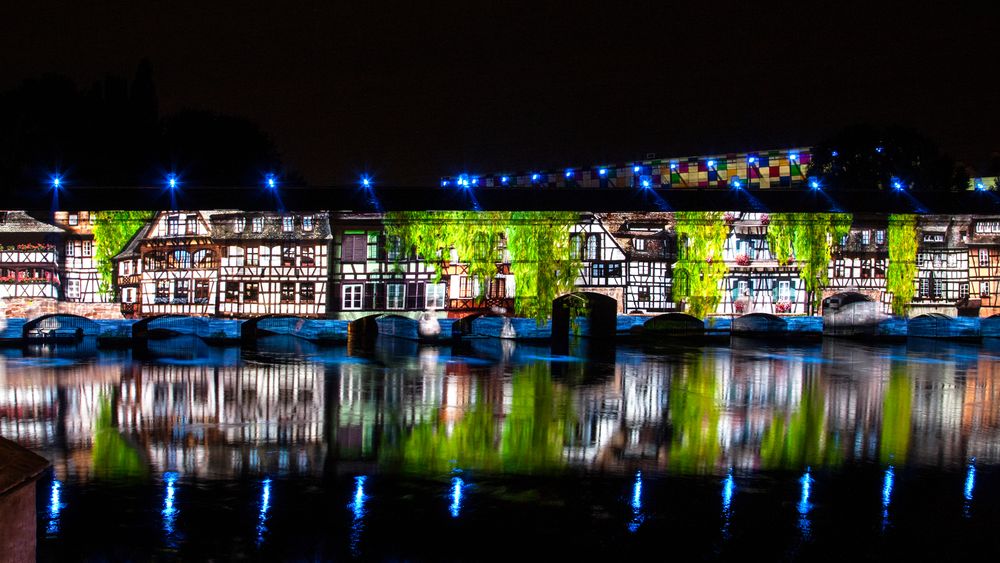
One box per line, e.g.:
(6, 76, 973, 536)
(4, 335, 1000, 560)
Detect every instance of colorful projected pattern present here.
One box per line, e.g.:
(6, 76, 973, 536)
(441, 147, 811, 189)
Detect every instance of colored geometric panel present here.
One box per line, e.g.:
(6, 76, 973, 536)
(790, 164, 801, 176)
(770, 166, 780, 176)
(749, 168, 760, 179)
(759, 156, 770, 167)
(698, 180, 708, 187)
(698, 161, 708, 172)
(708, 171, 718, 181)
(671, 172, 682, 184)
(717, 160, 728, 171)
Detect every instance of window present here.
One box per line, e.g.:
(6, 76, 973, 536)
(634, 262, 650, 276)
(167, 215, 179, 236)
(778, 280, 791, 301)
(342, 234, 367, 262)
(193, 249, 216, 268)
(947, 253, 957, 268)
(225, 282, 240, 302)
(386, 236, 402, 261)
(367, 232, 380, 260)
(459, 276, 478, 298)
(144, 252, 166, 271)
(281, 282, 295, 303)
(300, 283, 315, 302)
(840, 235, 848, 247)
(875, 230, 885, 244)
(283, 216, 294, 232)
(960, 282, 970, 299)
(245, 246, 259, 267)
(981, 281, 990, 298)
(66, 279, 80, 299)
(343, 284, 363, 310)
(591, 263, 605, 278)
(569, 234, 583, 259)
(82, 240, 92, 257)
(244, 282, 259, 302)
(487, 277, 506, 298)
(302, 215, 314, 231)
(155, 281, 170, 303)
(387, 283, 405, 309)
(66, 242, 75, 257)
(933, 278, 943, 299)
(634, 238, 646, 251)
(301, 246, 315, 266)
(282, 246, 295, 267)
(591, 263, 621, 278)
(123, 288, 135, 303)
(252, 216, 264, 233)
(874, 260, 886, 278)
(234, 217, 246, 233)
(228, 246, 244, 267)
(637, 286, 651, 301)
(195, 280, 210, 303)
(186, 215, 198, 235)
(68, 213, 78, 226)
(425, 282, 446, 308)
(585, 234, 600, 260)
(174, 280, 189, 303)
(979, 249, 989, 266)
(919, 278, 930, 298)
(169, 250, 191, 269)
(861, 230, 870, 245)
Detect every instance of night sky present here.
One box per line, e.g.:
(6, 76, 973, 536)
(3, 1, 998, 186)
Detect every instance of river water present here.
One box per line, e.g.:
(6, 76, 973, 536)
(3, 335, 1000, 560)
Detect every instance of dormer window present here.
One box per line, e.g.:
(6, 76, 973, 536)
(252, 216, 264, 233)
(283, 216, 294, 232)
(302, 215, 314, 231)
(234, 217, 246, 233)
(68, 213, 78, 226)
(634, 238, 646, 251)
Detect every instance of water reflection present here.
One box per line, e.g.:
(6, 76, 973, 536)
(964, 460, 976, 518)
(627, 471, 643, 533)
(882, 466, 894, 532)
(162, 471, 180, 548)
(449, 476, 464, 518)
(349, 475, 367, 556)
(46, 478, 62, 537)
(797, 468, 813, 539)
(721, 469, 734, 539)
(257, 477, 272, 547)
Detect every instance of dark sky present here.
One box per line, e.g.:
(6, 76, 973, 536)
(3, 1, 998, 186)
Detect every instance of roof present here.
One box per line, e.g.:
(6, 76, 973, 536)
(0, 210, 66, 234)
(0, 437, 49, 496)
(113, 222, 152, 261)
(209, 211, 332, 241)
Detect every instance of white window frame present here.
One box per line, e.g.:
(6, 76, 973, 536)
(302, 215, 314, 232)
(66, 242, 75, 257)
(980, 248, 989, 265)
(425, 282, 446, 309)
(634, 238, 646, 251)
(82, 240, 92, 257)
(778, 280, 791, 301)
(283, 216, 294, 232)
(234, 217, 246, 233)
(66, 278, 80, 299)
(252, 216, 264, 233)
(387, 283, 405, 310)
(342, 284, 363, 310)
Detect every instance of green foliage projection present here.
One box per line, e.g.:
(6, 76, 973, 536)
(92, 211, 154, 297)
(672, 212, 729, 319)
(887, 214, 918, 316)
(384, 211, 581, 321)
(759, 375, 842, 469)
(92, 395, 147, 479)
(394, 362, 572, 474)
(767, 213, 853, 314)
(879, 363, 912, 464)
(667, 351, 722, 474)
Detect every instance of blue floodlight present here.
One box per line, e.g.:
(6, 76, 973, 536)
(166, 173, 179, 189)
(707, 159, 717, 168)
(531, 173, 540, 182)
(633, 165, 641, 174)
(831, 150, 839, 157)
(500, 176, 510, 185)
(361, 175, 372, 188)
(470, 177, 479, 186)
(891, 177, 904, 191)
(875, 146, 884, 154)
(265, 173, 277, 190)
(747, 156, 758, 165)
(731, 177, 743, 189)
(670, 162, 678, 170)
(809, 178, 821, 190)
(441, 179, 450, 187)
(641, 179, 651, 188)
(565, 169, 573, 179)
(598, 168, 608, 177)
(976, 180, 986, 191)
(789, 152, 799, 162)
(50, 174, 63, 189)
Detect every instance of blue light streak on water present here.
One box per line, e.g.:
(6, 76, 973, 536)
(964, 459, 976, 518)
(46, 479, 62, 536)
(349, 476, 367, 556)
(162, 472, 180, 547)
(256, 477, 272, 547)
(627, 471, 644, 533)
(449, 477, 464, 518)
(798, 468, 813, 539)
(721, 469, 735, 539)
(881, 466, 894, 532)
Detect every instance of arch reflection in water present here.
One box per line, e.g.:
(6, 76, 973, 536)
(721, 469, 734, 538)
(627, 471, 643, 533)
(881, 466, 894, 532)
(162, 472, 180, 548)
(797, 468, 813, 539)
(46, 478, 62, 536)
(449, 477, 464, 518)
(349, 476, 367, 556)
(964, 459, 976, 518)
(257, 477, 272, 547)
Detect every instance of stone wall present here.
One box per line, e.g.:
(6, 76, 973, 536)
(0, 298, 123, 319)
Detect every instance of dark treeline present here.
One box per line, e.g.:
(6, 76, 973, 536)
(0, 60, 304, 190)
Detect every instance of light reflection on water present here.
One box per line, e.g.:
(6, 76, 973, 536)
(5, 335, 1000, 558)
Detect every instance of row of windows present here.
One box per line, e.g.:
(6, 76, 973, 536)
(65, 240, 93, 257)
(342, 283, 446, 310)
(231, 215, 315, 234)
(226, 245, 317, 267)
(151, 280, 319, 304)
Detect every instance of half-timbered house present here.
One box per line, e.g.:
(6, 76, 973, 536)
(571, 213, 627, 312)
(966, 216, 1000, 317)
(133, 210, 224, 317)
(718, 212, 805, 315)
(52, 211, 108, 303)
(212, 212, 332, 317)
(113, 222, 152, 318)
(911, 215, 972, 317)
(601, 213, 677, 313)
(0, 211, 64, 300)
(826, 214, 891, 313)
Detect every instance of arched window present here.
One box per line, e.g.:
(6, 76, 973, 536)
(168, 250, 191, 269)
(143, 252, 166, 271)
(193, 249, 217, 269)
(585, 234, 600, 260)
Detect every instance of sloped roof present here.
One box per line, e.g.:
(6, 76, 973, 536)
(209, 212, 332, 241)
(0, 210, 66, 234)
(113, 222, 152, 261)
